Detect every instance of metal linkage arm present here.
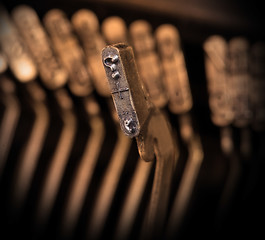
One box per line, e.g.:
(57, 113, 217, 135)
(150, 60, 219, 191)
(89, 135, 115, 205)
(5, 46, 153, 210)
(102, 44, 177, 238)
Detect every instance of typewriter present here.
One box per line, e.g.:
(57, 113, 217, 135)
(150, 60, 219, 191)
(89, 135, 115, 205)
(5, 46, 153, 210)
(0, 0, 264, 239)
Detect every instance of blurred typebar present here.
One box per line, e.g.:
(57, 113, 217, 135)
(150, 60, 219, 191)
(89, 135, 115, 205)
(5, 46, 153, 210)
(0, 0, 264, 240)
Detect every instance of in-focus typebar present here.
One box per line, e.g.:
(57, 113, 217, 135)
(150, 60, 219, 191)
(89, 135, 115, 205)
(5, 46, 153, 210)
(102, 44, 150, 137)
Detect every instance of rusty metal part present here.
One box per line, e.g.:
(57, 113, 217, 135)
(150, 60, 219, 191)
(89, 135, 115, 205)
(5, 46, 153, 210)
(43, 9, 93, 96)
(155, 24, 193, 114)
(11, 5, 68, 90)
(129, 20, 168, 108)
(0, 5, 37, 82)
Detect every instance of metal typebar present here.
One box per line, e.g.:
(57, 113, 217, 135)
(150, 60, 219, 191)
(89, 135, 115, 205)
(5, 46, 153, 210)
(102, 44, 177, 239)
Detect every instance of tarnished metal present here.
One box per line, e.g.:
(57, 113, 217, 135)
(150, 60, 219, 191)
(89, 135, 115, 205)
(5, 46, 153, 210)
(102, 44, 150, 137)
(155, 24, 192, 114)
(0, 5, 37, 82)
(11, 5, 68, 89)
(43, 9, 93, 96)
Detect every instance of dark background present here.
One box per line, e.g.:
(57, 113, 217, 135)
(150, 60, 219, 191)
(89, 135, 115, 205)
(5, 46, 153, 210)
(0, 0, 264, 239)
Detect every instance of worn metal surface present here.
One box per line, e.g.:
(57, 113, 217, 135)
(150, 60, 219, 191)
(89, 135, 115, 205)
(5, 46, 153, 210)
(102, 44, 150, 137)
(102, 44, 177, 238)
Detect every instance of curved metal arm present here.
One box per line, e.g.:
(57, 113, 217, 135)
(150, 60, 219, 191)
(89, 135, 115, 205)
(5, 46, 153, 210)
(0, 76, 20, 177)
(137, 108, 177, 238)
(12, 82, 49, 212)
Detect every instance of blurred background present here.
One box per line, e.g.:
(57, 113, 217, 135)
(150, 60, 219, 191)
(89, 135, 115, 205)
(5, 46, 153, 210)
(0, 0, 264, 239)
